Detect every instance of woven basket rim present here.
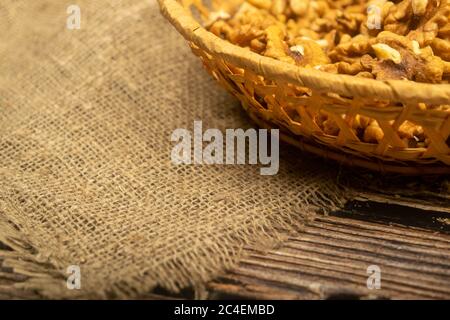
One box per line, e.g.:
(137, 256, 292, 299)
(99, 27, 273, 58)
(158, 0, 450, 105)
(247, 111, 450, 175)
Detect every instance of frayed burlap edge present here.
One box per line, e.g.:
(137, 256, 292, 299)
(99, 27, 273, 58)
(0, 194, 346, 299)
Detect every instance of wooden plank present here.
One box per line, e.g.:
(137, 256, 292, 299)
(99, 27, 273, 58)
(207, 203, 450, 300)
(354, 192, 450, 214)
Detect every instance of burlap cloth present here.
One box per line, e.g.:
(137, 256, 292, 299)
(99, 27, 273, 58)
(0, 0, 347, 298)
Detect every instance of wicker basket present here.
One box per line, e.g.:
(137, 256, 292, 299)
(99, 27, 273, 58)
(158, 0, 450, 174)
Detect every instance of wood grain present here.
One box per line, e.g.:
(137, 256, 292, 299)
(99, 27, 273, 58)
(208, 200, 450, 300)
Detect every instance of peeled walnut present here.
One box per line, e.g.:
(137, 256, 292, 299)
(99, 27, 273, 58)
(398, 121, 425, 141)
(250, 38, 267, 53)
(288, 38, 331, 66)
(289, 44, 305, 56)
(247, 0, 272, 10)
(336, 11, 366, 36)
(323, 118, 340, 136)
(336, 61, 365, 75)
(360, 32, 445, 82)
(316, 63, 339, 73)
(415, 46, 445, 83)
(315, 111, 339, 136)
(264, 25, 295, 63)
(364, 121, 384, 143)
(383, 0, 413, 36)
(407, 1, 450, 45)
(289, 0, 310, 16)
(363, 0, 395, 36)
(229, 2, 282, 30)
(329, 35, 373, 63)
(229, 24, 265, 47)
(204, 11, 231, 28)
(271, 0, 288, 16)
(383, 0, 438, 35)
(209, 20, 233, 39)
(411, 0, 428, 16)
(431, 38, 450, 61)
(372, 43, 402, 64)
(355, 71, 375, 78)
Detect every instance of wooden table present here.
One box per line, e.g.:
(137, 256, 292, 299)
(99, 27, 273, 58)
(152, 177, 450, 300)
(206, 200, 450, 300)
(1, 176, 449, 300)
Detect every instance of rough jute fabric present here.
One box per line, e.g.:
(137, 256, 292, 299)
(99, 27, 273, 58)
(0, 0, 346, 298)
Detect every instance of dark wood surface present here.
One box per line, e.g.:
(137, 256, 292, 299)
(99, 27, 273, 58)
(207, 200, 450, 300)
(144, 192, 450, 300)
(1, 182, 449, 300)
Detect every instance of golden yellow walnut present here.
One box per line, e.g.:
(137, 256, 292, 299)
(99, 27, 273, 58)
(264, 25, 295, 63)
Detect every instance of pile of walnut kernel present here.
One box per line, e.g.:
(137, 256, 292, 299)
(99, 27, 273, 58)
(207, 0, 450, 147)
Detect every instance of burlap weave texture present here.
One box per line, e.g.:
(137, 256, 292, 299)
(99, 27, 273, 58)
(0, 0, 345, 298)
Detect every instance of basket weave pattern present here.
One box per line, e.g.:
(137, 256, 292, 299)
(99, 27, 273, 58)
(159, 0, 450, 174)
